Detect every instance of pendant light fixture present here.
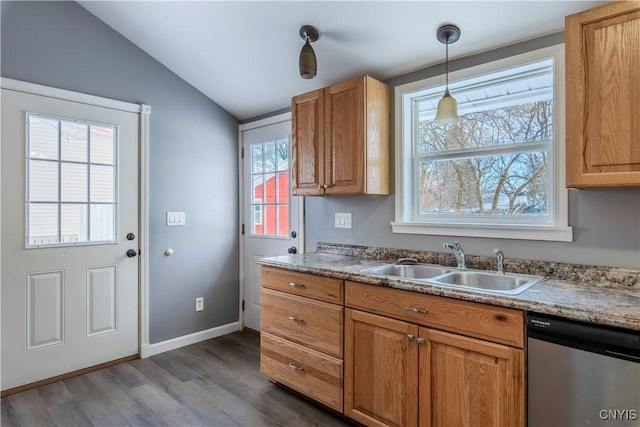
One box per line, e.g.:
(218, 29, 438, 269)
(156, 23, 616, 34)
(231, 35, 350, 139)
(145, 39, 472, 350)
(435, 24, 461, 124)
(299, 25, 319, 79)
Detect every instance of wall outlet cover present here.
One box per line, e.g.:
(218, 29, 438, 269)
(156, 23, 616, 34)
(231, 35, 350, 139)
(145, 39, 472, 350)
(335, 212, 352, 229)
(195, 297, 204, 312)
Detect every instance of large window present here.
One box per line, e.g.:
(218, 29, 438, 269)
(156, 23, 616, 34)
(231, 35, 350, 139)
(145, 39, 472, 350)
(393, 45, 572, 241)
(26, 113, 117, 247)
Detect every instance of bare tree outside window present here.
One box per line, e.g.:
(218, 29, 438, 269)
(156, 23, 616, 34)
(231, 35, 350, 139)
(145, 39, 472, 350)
(417, 100, 551, 216)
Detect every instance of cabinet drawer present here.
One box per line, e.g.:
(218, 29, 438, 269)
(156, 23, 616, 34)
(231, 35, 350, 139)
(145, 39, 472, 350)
(262, 267, 343, 304)
(262, 288, 344, 357)
(345, 281, 524, 348)
(261, 332, 343, 412)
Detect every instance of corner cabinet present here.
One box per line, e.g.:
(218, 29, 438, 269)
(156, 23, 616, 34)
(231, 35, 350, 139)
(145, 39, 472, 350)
(565, 2, 640, 187)
(345, 281, 525, 427)
(291, 75, 390, 196)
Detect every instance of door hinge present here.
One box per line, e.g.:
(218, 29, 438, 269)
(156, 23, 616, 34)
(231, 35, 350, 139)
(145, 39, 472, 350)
(242, 300, 245, 311)
(241, 223, 245, 235)
(241, 147, 244, 159)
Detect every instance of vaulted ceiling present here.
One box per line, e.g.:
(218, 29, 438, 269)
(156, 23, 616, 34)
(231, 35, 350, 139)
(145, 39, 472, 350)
(79, 1, 607, 121)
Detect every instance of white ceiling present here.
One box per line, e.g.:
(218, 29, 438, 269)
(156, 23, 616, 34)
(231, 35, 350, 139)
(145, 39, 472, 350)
(78, 1, 607, 121)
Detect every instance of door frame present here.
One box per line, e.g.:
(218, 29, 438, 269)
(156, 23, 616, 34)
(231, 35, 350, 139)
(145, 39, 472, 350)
(238, 112, 304, 330)
(0, 78, 152, 358)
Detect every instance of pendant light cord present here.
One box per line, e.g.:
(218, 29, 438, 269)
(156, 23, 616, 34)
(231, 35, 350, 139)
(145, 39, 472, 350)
(445, 37, 449, 93)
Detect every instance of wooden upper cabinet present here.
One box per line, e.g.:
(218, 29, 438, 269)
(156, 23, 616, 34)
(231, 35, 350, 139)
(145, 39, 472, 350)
(291, 75, 390, 196)
(291, 89, 325, 195)
(566, 1, 640, 187)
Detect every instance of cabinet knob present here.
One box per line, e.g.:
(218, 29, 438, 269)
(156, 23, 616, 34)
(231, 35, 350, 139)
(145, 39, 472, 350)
(288, 315, 304, 323)
(417, 337, 426, 345)
(405, 306, 428, 315)
(407, 334, 415, 341)
(323, 184, 328, 189)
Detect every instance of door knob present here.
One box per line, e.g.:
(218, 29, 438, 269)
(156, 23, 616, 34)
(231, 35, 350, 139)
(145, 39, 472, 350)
(126, 233, 136, 241)
(287, 246, 297, 254)
(290, 231, 297, 238)
(126, 249, 138, 258)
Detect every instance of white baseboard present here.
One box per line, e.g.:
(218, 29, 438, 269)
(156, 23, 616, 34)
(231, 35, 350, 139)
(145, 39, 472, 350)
(140, 321, 242, 358)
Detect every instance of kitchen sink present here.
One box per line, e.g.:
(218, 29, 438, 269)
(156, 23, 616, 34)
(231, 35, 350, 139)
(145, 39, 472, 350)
(360, 264, 543, 295)
(361, 264, 451, 279)
(432, 271, 543, 294)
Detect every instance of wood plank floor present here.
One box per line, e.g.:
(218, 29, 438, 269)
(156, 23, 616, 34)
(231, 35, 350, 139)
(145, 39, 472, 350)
(1, 331, 356, 427)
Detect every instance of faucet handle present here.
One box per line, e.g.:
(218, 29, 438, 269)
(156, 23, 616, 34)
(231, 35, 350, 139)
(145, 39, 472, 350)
(494, 248, 505, 275)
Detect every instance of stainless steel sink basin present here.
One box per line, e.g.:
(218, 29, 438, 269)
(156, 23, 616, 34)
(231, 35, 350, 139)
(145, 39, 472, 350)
(361, 264, 451, 279)
(432, 271, 543, 295)
(360, 263, 543, 295)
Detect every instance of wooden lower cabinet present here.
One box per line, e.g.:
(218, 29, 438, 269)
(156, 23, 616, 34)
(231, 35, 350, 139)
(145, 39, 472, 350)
(345, 308, 525, 427)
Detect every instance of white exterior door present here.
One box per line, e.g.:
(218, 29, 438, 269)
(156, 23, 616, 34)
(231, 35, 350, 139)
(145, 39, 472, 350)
(242, 116, 302, 331)
(1, 87, 140, 391)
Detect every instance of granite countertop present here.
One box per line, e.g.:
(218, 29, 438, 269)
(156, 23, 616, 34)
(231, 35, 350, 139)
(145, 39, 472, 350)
(258, 250, 640, 332)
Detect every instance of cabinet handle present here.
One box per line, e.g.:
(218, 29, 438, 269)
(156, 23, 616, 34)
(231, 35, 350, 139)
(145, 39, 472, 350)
(288, 315, 304, 323)
(405, 306, 428, 314)
(417, 337, 426, 345)
(323, 184, 329, 189)
(407, 334, 415, 341)
(288, 363, 304, 371)
(289, 282, 305, 288)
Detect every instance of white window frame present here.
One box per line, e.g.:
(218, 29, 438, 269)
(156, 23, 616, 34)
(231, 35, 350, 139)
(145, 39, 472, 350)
(392, 44, 572, 242)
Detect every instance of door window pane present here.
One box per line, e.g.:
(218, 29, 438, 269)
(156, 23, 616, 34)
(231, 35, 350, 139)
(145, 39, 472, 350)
(29, 117, 59, 160)
(61, 163, 87, 202)
(250, 138, 289, 238)
(90, 125, 114, 164)
(29, 160, 58, 202)
(61, 121, 88, 162)
(25, 113, 117, 247)
(28, 204, 59, 245)
(90, 165, 114, 202)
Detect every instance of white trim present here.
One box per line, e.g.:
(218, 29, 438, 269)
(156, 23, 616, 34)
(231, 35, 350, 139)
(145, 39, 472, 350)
(239, 112, 291, 131)
(138, 104, 151, 358)
(141, 321, 241, 357)
(391, 222, 573, 242)
(1, 78, 142, 113)
(393, 45, 572, 242)
(3, 79, 152, 360)
(238, 124, 244, 329)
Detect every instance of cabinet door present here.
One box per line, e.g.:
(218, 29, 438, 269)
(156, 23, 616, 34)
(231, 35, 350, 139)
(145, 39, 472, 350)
(345, 309, 419, 427)
(325, 77, 365, 194)
(566, 2, 640, 187)
(420, 328, 524, 427)
(292, 89, 324, 195)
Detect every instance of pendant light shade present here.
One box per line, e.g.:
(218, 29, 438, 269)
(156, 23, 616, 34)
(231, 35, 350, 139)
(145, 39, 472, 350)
(299, 25, 319, 79)
(435, 24, 461, 124)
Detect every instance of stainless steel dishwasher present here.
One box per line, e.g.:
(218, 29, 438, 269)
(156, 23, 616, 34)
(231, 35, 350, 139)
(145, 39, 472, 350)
(528, 313, 640, 427)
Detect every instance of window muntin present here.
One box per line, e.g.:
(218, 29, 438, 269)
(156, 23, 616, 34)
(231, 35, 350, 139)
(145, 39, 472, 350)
(26, 113, 117, 247)
(394, 46, 571, 241)
(250, 138, 289, 238)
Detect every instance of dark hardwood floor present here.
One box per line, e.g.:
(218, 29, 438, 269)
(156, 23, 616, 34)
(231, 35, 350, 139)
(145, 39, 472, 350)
(1, 331, 356, 427)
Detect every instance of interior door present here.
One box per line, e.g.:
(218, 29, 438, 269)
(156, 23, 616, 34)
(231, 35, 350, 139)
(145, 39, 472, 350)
(242, 118, 302, 331)
(1, 87, 140, 391)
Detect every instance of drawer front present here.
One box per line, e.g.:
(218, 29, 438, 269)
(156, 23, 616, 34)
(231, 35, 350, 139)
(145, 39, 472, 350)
(345, 281, 524, 348)
(261, 332, 343, 412)
(262, 267, 343, 304)
(262, 288, 344, 357)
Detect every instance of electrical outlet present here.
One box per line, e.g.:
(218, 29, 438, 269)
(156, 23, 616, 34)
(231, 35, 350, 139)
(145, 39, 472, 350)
(195, 297, 204, 312)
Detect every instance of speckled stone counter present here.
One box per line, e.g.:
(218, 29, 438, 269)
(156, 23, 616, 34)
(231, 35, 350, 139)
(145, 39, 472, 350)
(258, 244, 640, 332)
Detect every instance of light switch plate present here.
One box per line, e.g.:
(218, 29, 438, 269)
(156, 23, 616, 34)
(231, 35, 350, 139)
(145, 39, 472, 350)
(166, 211, 186, 226)
(335, 212, 352, 229)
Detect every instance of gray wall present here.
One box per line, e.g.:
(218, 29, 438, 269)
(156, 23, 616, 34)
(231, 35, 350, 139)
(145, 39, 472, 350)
(306, 34, 640, 269)
(1, 1, 240, 343)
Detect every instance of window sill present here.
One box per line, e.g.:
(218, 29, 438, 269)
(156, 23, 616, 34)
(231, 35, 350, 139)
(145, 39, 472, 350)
(390, 221, 573, 242)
